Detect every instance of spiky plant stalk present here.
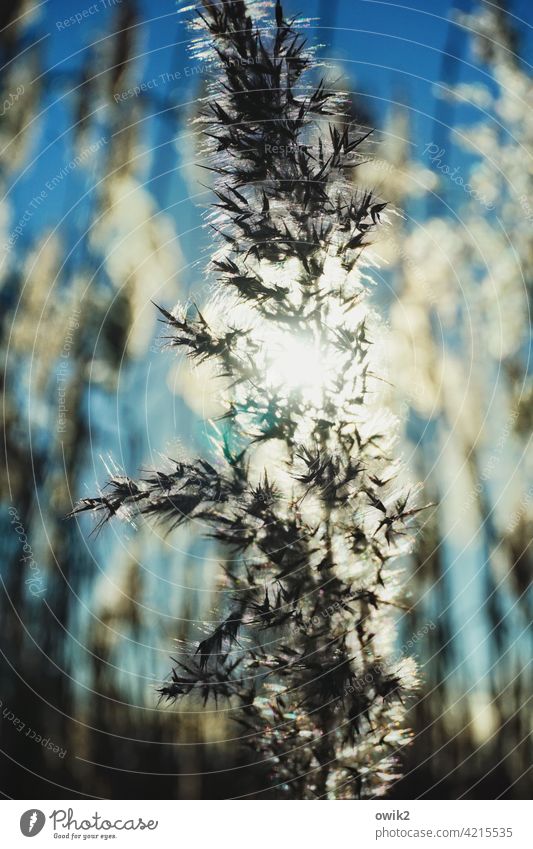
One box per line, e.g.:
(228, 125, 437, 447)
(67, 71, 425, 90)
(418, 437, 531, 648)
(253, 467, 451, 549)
(71, 0, 422, 798)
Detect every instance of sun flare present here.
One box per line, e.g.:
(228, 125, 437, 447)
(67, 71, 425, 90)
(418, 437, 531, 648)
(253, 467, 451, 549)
(265, 334, 328, 394)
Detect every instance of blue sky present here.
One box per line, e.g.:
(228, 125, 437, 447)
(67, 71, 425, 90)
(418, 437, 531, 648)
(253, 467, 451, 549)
(7, 0, 531, 685)
(18, 0, 532, 260)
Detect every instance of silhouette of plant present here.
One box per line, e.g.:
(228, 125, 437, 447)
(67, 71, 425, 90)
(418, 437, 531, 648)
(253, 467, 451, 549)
(71, 0, 423, 798)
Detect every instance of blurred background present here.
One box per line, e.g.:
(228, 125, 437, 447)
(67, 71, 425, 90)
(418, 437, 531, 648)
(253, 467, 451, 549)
(0, 0, 531, 799)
